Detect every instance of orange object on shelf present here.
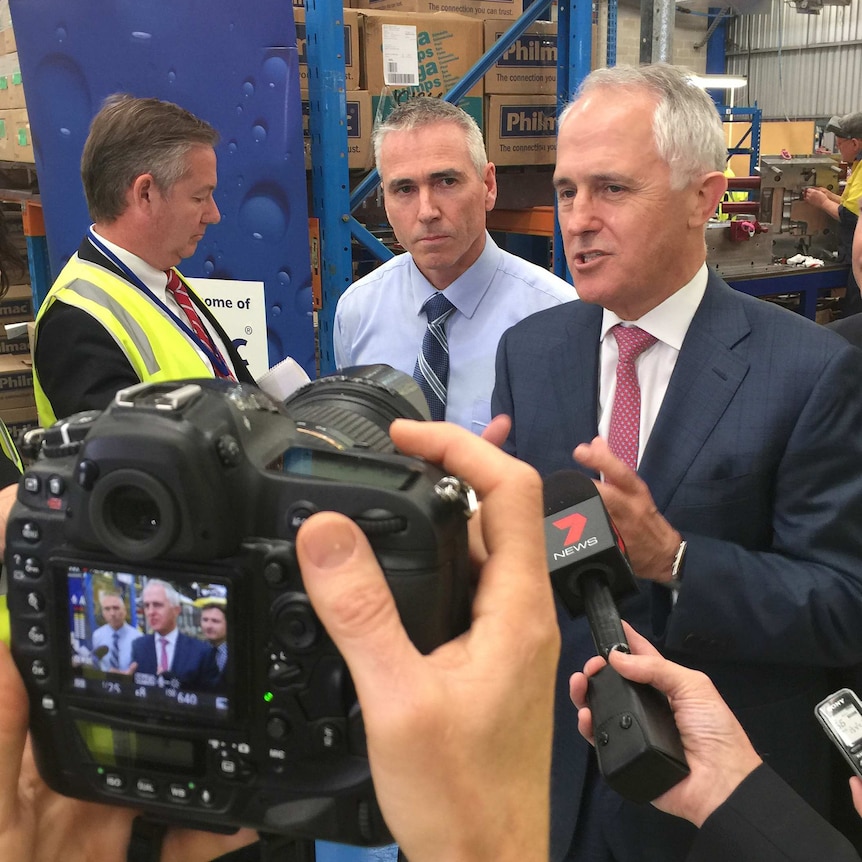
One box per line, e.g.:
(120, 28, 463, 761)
(486, 206, 556, 237)
(22, 200, 44, 236)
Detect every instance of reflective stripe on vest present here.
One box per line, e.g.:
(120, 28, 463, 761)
(62, 278, 162, 375)
(0, 419, 23, 473)
(34, 257, 215, 426)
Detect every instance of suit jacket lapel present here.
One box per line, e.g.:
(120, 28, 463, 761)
(559, 304, 602, 476)
(639, 274, 752, 511)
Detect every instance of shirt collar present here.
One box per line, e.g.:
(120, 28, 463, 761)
(600, 263, 708, 350)
(411, 232, 499, 318)
(90, 226, 168, 296)
(158, 627, 179, 647)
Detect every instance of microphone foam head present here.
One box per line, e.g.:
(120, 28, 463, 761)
(543, 469, 598, 516)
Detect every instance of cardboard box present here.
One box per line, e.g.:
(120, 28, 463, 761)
(302, 90, 374, 171)
(0, 108, 11, 161)
(0, 283, 32, 323)
(1, 403, 38, 442)
(362, 11, 484, 129)
(354, 0, 522, 20)
(0, 106, 29, 163)
(8, 107, 31, 162)
(485, 94, 556, 166)
(483, 20, 557, 95)
(0, 25, 15, 56)
(295, 7, 362, 91)
(0, 319, 31, 356)
(0, 354, 34, 411)
(0, 51, 25, 109)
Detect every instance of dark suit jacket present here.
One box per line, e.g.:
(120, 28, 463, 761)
(131, 631, 221, 692)
(493, 271, 862, 861)
(689, 764, 860, 862)
(35, 237, 256, 421)
(828, 313, 862, 350)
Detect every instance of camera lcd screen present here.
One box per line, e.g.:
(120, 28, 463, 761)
(76, 719, 198, 772)
(63, 564, 231, 723)
(282, 447, 412, 490)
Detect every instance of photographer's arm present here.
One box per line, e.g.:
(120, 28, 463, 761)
(0, 641, 257, 862)
(296, 419, 560, 862)
(570, 624, 860, 862)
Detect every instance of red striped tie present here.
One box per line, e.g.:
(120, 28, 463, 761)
(165, 269, 233, 379)
(607, 325, 657, 471)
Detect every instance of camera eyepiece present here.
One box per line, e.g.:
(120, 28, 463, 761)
(88, 468, 179, 561)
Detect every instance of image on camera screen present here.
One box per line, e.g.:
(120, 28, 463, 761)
(65, 564, 231, 721)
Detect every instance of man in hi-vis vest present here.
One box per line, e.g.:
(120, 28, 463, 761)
(33, 94, 255, 427)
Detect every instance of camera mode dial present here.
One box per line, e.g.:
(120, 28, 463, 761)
(34, 411, 102, 459)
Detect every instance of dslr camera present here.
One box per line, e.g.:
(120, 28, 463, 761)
(6, 367, 474, 845)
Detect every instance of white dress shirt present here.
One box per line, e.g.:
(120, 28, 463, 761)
(334, 233, 576, 433)
(598, 264, 709, 468)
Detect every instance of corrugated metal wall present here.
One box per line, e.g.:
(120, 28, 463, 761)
(726, 1, 862, 120)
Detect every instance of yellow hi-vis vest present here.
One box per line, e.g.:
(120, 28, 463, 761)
(33, 257, 217, 426)
(0, 419, 22, 473)
(0, 420, 23, 643)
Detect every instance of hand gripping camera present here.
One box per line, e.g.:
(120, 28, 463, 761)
(6, 367, 474, 845)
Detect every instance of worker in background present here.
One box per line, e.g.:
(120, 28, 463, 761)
(200, 601, 228, 682)
(0, 422, 861, 861)
(332, 98, 574, 433)
(803, 111, 862, 316)
(828, 214, 862, 345)
(32, 94, 255, 427)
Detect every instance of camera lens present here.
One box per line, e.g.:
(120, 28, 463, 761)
(89, 469, 179, 561)
(284, 364, 430, 454)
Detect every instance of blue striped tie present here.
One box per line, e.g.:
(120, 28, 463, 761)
(110, 631, 120, 670)
(413, 293, 456, 421)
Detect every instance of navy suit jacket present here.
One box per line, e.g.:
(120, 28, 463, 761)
(493, 271, 862, 861)
(131, 631, 221, 692)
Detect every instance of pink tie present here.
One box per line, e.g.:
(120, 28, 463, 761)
(165, 269, 233, 379)
(158, 637, 169, 675)
(607, 325, 657, 471)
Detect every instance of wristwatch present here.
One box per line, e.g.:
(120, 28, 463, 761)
(669, 539, 687, 590)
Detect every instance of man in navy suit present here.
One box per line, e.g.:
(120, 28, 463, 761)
(131, 579, 220, 692)
(492, 63, 862, 862)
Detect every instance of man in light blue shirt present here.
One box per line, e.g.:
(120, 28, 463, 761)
(91, 590, 141, 672)
(333, 99, 575, 434)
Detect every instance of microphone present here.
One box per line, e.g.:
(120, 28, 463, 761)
(92, 645, 109, 661)
(543, 470, 638, 659)
(543, 470, 689, 804)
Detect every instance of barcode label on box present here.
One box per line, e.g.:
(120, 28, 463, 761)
(382, 25, 419, 87)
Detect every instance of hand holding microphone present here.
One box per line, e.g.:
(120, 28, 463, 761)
(543, 470, 689, 803)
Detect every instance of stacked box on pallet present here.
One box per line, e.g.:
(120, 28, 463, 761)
(0, 2, 31, 165)
(0, 279, 36, 441)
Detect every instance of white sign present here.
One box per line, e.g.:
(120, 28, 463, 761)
(187, 278, 269, 381)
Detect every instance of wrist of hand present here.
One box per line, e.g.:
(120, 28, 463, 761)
(649, 533, 684, 586)
(684, 755, 763, 828)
